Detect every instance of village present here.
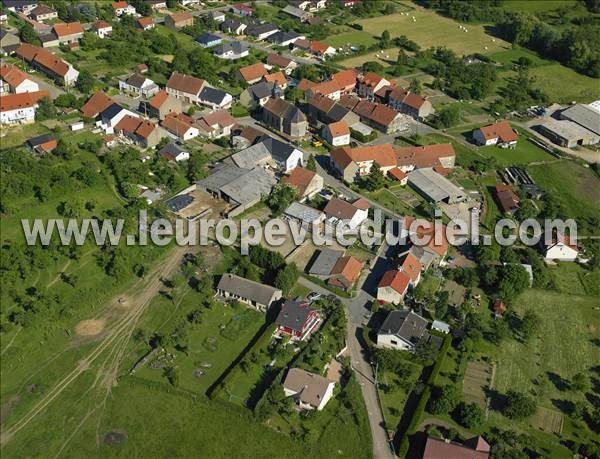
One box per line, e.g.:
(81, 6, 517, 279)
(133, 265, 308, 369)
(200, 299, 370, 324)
(0, 1, 599, 458)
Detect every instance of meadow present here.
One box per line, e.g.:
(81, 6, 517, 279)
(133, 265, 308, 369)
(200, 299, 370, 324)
(475, 132, 556, 166)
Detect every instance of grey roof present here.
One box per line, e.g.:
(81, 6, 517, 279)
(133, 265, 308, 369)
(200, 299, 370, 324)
(101, 103, 125, 121)
(261, 136, 298, 164)
(196, 164, 276, 205)
(27, 133, 55, 147)
(409, 245, 436, 269)
(328, 104, 352, 122)
(560, 104, 600, 136)
(379, 309, 428, 344)
(213, 40, 248, 56)
(231, 136, 298, 169)
(281, 4, 310, 18)
(125, 73, 147, 88)
(247, 23, 278, 37)
(283, 368, 334, 408)
(284, 202, 324, 223)
(540, 119, 596, 140)
(217, 273, 281, 306)
(431, 320, 450, 333)
(39, 33, 58, 44)
(248, 81, 275, 100)
(407, 168, 465, 203)
(276, 300, 315, 330)
(165, 194, 194, 212)
(267, 31, 303, 44)
(199, 86, 229, 104)
(158, 142, 188, 158)
(3, 0, 37, 7)
(220, 18, 245, 31)
(308, 248, 343, 276)
(195, 32, 222, 46)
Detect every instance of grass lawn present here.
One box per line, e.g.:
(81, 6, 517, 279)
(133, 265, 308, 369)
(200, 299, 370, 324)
(527, 160, 600, 227)
(338, 48, 400, 69)
(527, 64, 600, 103)
(501, 0, 577, 13)
(0, 122, 52, 149)
(357, 10, 511, 56)
(475, 131, 555, 166)
(379, 363, 422, 428)
(326, 30, 378, 49)
(364, 188, 416, 216)
(488, 47, 553, 68)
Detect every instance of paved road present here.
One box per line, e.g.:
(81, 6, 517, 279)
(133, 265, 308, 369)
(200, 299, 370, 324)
(28, 72, 66, 98)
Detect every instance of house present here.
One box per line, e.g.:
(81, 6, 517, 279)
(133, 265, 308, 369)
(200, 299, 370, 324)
(494, 183, 520, 214)
(266, 53, 297, 75)
(213, 41, 249, 60)
(198, 86, 233, 110)
(538, 119, 599, 147)
(28, 4, 57, 21)
(195, 32, 222, 48)
(165, 12, 194, 29)
(136, 17, 155, 31)
(144, 90, 182, 120)
(263, 71, 288, 90)
(0, 90, 49, 124)
(44, 22, 84, 47)
(423, 435, 490, 459)
(290, 0, 327, 11)
(262, 97, 308, 139)
(542, 232, 579, 261)
(377, 270, 411, 304)
(158, 142, 190, 162)
(197, 164, 277, 215)
(473, 120, 518, 148)
(147, 0, 167, 9)
(323, 197, 369, 231)
(119, 74, 159, 98)
(267, 31, 305, 47)
(284, 202, 325, 228)
(400, 252, 422, 285)
(307, 80, 341, 101)
(39, 33, 60, 48)
(323, 120, 350, 146)
(353, 100, 407, 133)
(377, 309, 428, 351)
(275, 300, 321, 341)
(308, 249, 344, 278)
(161, 112, 199, 141)
(331, 68, 358, 94)
(431, 320, 450, 334)
(15, 43, 79, 86)
(114, 115, 163, 148)
(196, 109, 237, 139)
(26, 133, 56, 153)
(216, 273, 282, 312)
(209, 10, 225, 22)
(237, 62, 269, 84)
(246, 23, 279, 41)
(388, 167, 408, 185)
(408, 168, 466, 204)
(3, 1, 38, 13)
(358, 72, 391, 99)
(179, 0, 200, 5)
(281, 166, 324, 200)
(328, 255, 363, 290)
(239, 81, 283, 109)
(403, 216, 449, 268)
(307, 94, 360, 127)
(112, 1, 136, 16)
(330, 144, 397, 182)
(220, 18, 247, 35)
(0, 30, 21, 55)
(91, 20, 112, 38)
(308, 40, 336, 59)
(283, 368, 335, 411)
(0, 64, 39, 94)
(80, 91, 114, 119)
(282, 4, 313, 21)
(387, 86, 435, 120)
(231, 3, 255, 17)
(340, 0, 361, 6)
(559, 103, 600, 138)
(231, 136, 303, 172)
(166, 72, 207, 104)
(395, 143, 456, 173)
(493, 299, 507, 318)
(231, 125, 264, 149)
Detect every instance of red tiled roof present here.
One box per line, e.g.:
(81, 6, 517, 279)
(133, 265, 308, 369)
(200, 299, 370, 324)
(137, 17, 154, 28)
(238, 63, 268, 82)
(326, 120, 349, 138)
(197, 109, 236, 132)
(423, 436, 490, 459)
(281, 166, 317, 196)
(330, 256, 363, 285)
(395, 143, 455, 169)
(378, 270, 410, 295)
(16, 43, 71, 77)
(323, 197, 360, 220)
(311, 79, 340, 96)
(114, 114, 156, 139)
(331, 144, 397, 169)
(388, 167, 407, 181)
(161, 112, 194, 135)
(477, 120, 518, 143)
(310, 41, 331, 55)
(0, 64, 29, 88)
(149, 90, 169, 109)
(368, 103, 399, 126)
(80, 91, 114, 118)
(493, 299, 507, 315)
(331, 68, 358, 91)
(53, 22, 84, 38)
(297, 78, 316, 92)
(267, 53, 293, 68)
(404, 216, 449, 257)
(168, 11, 193, 23)
(0, 90, 50, 111)
(400, 252, 422, 282)
(166, 72, 205, 95)
(353, 197, 369, 210)
(263, 71, 287, 86)
(92, 20, 111, 30)
(112, 1, 129, 9)
(233, 3, 255, 13)
(361, 72, 386, 88)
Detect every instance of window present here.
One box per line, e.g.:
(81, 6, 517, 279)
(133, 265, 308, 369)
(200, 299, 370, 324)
(391, 340, 398, 345)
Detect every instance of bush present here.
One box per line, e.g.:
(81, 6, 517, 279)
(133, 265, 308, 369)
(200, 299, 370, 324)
(350, 127, 377, 143)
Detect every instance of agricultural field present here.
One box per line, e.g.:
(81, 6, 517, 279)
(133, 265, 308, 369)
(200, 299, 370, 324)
(356, 9, 511, 55)
(338, 48, 401, 70)
(326, 29, 379, 49)
(527, 64, 600, 103)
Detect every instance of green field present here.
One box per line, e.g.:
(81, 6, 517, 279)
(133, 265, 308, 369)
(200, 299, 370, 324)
(356, 9, 511, 56)
(475, 132, 555, 166)
(501, 0, 578, 13)
(528, 64, 600, 103)
(326, 30, 378, 49)
(528, 160, 600, 227)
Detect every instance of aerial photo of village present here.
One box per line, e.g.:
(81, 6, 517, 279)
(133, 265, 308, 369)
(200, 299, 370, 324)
(0, 0, 599, 458)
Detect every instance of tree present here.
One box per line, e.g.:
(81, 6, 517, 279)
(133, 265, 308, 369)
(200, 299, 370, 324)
(163, 365, 179, 386)
(455, 402, 485, 428)
(428, 385, 461, 415)
(498, 263, 530, 301)
(434, 104, 461, 128)
(413, 337, 437, 364)
(434, 291, 449, 319)
(57, 200, 82, 218)
(76, 69, 95, 94)
(306, 154, 316, 172)
(571, 372, 588, 392)
(19, 23, 39, 44)
(409, 77, 422, 94)
(275, 263, 299, 296)
(488, 318, 510, 344)
(504, 390, 536, 420)
(35, 97, 57, 121)
(266, 184, 297, 216)
(520, 309, 540, 341)
(361, 162, 385, 191)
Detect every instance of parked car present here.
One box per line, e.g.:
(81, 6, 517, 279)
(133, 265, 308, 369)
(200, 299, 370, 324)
(307, 291, 322, 302)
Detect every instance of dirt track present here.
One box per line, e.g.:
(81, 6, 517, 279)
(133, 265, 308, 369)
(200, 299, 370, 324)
(1, 245, 191, 449)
